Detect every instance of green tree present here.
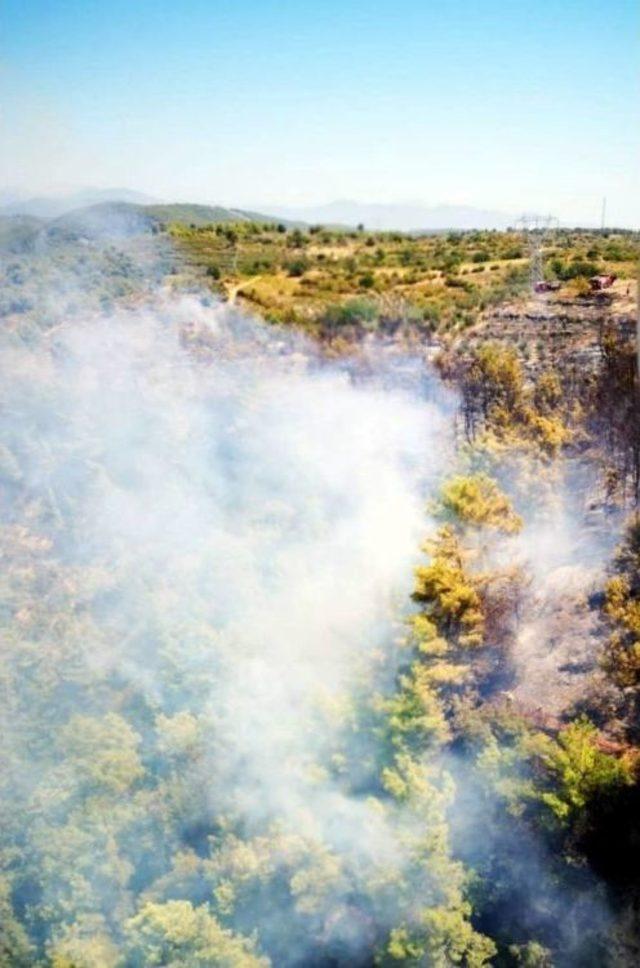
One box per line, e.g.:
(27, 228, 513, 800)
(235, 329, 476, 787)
(438, 474, 522, 534)
(125, 901, 268, 967)
(526, 719, 633, 823)
(58, 712, 144, 794)
(603, 517, 640, 689)
(413, 527, 485, 649)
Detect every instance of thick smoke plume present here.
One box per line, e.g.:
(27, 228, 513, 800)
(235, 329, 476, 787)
(1, 240, 620, 963)
(1, 288, 459, 960)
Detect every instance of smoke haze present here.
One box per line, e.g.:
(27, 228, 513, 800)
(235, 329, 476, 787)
(1, 284, 465, 960)
(1, 218, 628, 965)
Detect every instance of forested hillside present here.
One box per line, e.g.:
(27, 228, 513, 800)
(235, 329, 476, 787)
(1, 216, 640, 966)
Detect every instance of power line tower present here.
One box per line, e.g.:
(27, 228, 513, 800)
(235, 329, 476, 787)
(516, 214, 559, 293)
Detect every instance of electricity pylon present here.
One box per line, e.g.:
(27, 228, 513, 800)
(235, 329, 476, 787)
(516, 214, 559, 292)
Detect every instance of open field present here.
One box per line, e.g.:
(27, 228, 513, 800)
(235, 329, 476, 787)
(172, 221, 639, 342)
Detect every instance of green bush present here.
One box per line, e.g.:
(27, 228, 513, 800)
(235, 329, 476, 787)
(286, 259, 308, 277)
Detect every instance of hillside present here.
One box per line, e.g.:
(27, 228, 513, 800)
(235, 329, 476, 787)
(3, 214, 640, 966)
(140, 202, 304, 228)
(0, 201, 301, 251)
(172, 218, 640, 719)
(0, 214, 46, 252)
(171, 220, 638, 343)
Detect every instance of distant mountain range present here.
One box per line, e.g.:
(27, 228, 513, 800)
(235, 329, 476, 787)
(0, 188, 159, 219)
(267, 200, 515, 231)
(0, 188, 516, 240)
(0, 189, 305, 228)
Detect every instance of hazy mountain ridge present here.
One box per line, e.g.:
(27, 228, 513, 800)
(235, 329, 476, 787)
(0, 201, 303, 251)
(269, 199, 515, 231)
(1, 189, 515, 232)
(0, 187, 159, 218)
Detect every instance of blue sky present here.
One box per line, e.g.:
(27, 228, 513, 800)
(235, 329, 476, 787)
(2, 0, 638, 224)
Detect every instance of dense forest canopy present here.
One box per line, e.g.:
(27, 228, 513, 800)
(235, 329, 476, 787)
(1, 217, 640, 966)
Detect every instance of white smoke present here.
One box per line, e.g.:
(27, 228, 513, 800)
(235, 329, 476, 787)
(1, 290, 457, 954)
